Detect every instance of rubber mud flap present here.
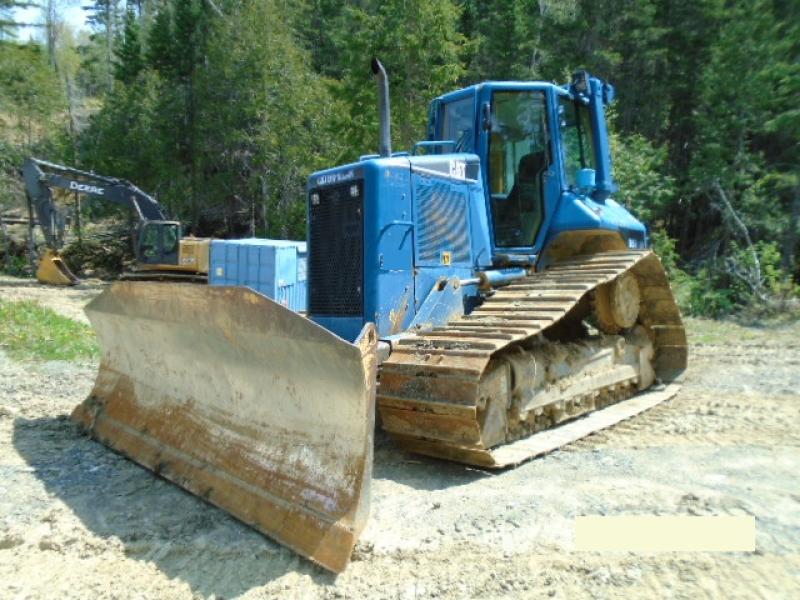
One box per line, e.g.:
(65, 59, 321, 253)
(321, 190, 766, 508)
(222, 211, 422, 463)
(72, 282, 378, 573)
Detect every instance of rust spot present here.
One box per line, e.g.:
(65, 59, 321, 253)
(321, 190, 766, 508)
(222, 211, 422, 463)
(388, 289, 411, 335)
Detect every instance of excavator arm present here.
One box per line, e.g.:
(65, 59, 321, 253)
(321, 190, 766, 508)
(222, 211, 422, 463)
(20, 158, 172, 285)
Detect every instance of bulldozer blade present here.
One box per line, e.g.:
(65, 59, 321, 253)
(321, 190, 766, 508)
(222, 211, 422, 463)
(36, 248, 80, 286)
(72, 282, 378, 573)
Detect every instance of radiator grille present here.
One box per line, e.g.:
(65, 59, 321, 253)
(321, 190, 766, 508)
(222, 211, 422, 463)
(414, 177, 471, 264)
(308, 181, 364, 316)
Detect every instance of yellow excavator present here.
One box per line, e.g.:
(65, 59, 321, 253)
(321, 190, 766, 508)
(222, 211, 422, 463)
(72, 65, 686, 572)
(21, 158, 210, 285)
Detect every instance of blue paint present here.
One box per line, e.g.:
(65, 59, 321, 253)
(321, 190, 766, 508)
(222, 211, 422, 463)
(307, 154, 495, 341)
(407, 277, 466, 332)
(577, 168, 596, 193)
(209, 238, 307, 311)
(307, 73, 649, 342)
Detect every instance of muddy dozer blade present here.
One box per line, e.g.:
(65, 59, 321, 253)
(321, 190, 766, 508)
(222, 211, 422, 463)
(36, 249, 80, 286)
(72, 282, 378, 573)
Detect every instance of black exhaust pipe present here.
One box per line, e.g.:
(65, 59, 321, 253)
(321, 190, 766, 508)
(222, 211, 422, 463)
(371, 58, 392, 158)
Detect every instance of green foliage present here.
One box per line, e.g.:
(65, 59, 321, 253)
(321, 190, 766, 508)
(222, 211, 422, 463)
(0, 236, 29, 277)
(82, 0, 125, 93)
(0, 137, 25, 211)
(0, 41, 69, 215)
(0, 0, 33, 39)
(61, 231, 134, 278)
(0, 41, 66, 145)
(194, 0, 341, 238)
(79, 68, 163, 193)
(331, 0, 465, 159)
(650, 230, 681, 278)
(113, 8, 143, 84)
(0, 299, 99, 362)
(1, 0, 797, 317)
(686, 241, 798, 318)
(610, 128, 674, 225)
(145, 5, 173, 74)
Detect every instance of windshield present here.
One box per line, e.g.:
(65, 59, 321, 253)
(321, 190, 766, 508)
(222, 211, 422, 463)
(141, 224, 160, 258)
(488, 90, 549, 248)
(559, 97, 595, 187)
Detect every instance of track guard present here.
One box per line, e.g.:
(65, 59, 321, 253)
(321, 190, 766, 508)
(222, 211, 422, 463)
(73, 282, 378, 573)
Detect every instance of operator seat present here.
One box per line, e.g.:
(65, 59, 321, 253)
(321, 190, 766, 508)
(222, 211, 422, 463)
(495, 151, 546, 246)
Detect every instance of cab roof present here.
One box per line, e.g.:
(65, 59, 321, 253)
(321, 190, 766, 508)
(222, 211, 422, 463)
(433, 81, 571, 105)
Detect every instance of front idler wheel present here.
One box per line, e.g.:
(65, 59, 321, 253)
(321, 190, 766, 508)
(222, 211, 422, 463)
(592, 272, 641, 333)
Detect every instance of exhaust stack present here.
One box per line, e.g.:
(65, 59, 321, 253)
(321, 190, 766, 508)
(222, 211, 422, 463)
(371, 58, 392, 158)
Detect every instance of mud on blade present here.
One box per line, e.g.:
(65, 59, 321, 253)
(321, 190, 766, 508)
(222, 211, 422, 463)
(73, 282, 378, 573)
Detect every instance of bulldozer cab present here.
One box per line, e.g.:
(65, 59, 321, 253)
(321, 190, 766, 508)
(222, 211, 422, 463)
(430, 75, 617, 261)
(136, 220, 180, 266)
(433, 85, 556, 257)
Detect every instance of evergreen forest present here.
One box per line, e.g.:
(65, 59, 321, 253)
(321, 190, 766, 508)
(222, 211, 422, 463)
(1, 0, 798, 316)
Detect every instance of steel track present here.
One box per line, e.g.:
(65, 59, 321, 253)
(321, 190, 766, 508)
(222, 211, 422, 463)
(377, 250, 687, 467)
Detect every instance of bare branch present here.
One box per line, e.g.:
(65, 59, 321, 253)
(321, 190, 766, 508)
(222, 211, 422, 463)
(203, 0, 226, 20)
(711, 179, 763, 295)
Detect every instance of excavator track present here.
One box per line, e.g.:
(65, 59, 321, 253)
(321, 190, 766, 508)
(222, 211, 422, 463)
(377, 250, 687, 467)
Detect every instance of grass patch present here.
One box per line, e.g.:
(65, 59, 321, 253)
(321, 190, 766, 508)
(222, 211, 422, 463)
(0, 299, 98, 362)
(686, 316, 800, 346)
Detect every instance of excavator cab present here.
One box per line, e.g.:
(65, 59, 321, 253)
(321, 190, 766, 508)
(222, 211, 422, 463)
(136, 220, 181, 265)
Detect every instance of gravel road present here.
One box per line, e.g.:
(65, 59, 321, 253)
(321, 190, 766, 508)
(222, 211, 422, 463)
(1, 278, 798, 599)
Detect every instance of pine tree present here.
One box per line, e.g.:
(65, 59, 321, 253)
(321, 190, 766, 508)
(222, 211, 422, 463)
(146, 5, 173, 74)
(194, 0, 339, 238)
(0, 0, 34, 39)
(113, 9, 144, 84)
(83, 0, 124, 92)
(332, 0, 465, 158)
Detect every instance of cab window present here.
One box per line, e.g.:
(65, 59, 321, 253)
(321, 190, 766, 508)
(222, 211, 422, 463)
(560, 97, 595, 188)
(163, 224, 179, 254)
(141, 224, 159, 258)
(441, 97, 475, 152)
(488, 90, 549, 248)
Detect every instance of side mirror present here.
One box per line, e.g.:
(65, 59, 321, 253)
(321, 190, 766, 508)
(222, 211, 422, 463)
(481, 102, 491, 131)
(577, 168, 596, 195)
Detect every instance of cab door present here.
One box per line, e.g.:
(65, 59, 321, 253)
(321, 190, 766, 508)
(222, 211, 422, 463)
(475, 85, 561, 259)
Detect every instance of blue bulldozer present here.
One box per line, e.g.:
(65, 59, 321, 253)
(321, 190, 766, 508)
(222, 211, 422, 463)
(73, 60, 686, 572)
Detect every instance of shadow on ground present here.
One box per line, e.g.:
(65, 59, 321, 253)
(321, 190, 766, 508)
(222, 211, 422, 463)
(372, 431, 492, 491)
(12, 415, 497, 595)
(12, 415, 336, 597)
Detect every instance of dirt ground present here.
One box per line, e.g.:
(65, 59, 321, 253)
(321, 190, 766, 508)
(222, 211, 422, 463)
(1, 277, 798, 599)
